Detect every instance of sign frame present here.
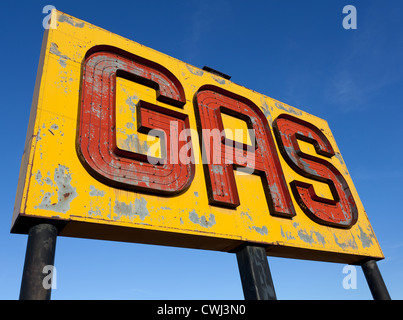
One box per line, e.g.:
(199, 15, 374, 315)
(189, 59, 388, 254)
(13, 10, 384, 266)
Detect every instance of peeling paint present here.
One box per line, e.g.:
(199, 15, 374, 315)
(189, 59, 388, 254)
(189, 210, 216, 228)
(89, 185, 106, 197)
(35, 170, 43, 185)
(241, 210, 253, 222)
(35, 164, 78, 213)
(211, 165, 223, 174)
(113, 198, 150, 221)
(280, 226, 295, 240)
(186, 64, 204, 76)
(275, 101, 302, 116)
(334, 152, 345, 166)
(212, 75, 225, 85)
(298, 229, 315, 244)
(260, 97, 272, 124)
(58, 14, 85, 28)
(358, 225, 374, 248)
(44, 177, 54, 186)
(293, 225, 326, 246)
(121, 133, 150, 154)
(252, 225, 268, 236)
(50, 42, 69, 68)
(312, 230, 326, 246)
(125, 94, 138, 117)
(333, 233, 358, 250)
(88, 209, 102, 217)
(36, 128, 42, 141)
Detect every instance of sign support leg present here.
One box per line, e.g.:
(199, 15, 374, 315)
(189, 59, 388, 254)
(236, 244, 277, 300)
(361, 259, 391, 300)
(19, 223, 58, 300)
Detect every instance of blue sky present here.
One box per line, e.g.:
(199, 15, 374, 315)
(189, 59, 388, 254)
(1, 0, 402, 299)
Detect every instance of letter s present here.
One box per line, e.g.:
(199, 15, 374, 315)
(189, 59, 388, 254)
(273, 114, 358, 228)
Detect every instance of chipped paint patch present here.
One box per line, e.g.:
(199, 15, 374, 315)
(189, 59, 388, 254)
(50, 42, 69, 68)
(252, 225, 268, 236)
(312, 231, 326, 246)
(212, 75, 225, 85)
(58, 14, 85, 28)
(334, 152, 345, 166)
(44, 177, 54, 186)
(260, 97, 273, 124)
(241, 211, 253, 222)
(211, 165, 223, 174)
(298, 229, 315, 244)
(292, 222, 325, 246)
(333, 233, 358, 250)
(189, 210, 216, 228)
(35, 170, 43, 185)
(186, 64, 204, 76)
(113, 198, 150, 221)
(280, 226, 295, 240)
(88, 209, 102, 217)
(122, 133, 150, 154)
(35, 165, 77, 213)
(275, 101, 302, 116)
(89, 185, 106, 197)
(358, 225, 374, 248)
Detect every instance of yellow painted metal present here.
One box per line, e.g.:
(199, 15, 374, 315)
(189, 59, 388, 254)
(12, 10, 383, 263)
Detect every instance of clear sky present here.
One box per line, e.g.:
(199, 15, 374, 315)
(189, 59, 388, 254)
(1, 0, 402, 300)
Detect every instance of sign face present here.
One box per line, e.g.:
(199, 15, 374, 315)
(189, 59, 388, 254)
(12, 10, 383, 264)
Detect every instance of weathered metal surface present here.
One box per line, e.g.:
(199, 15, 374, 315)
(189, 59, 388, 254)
(12, 10, 384, 264)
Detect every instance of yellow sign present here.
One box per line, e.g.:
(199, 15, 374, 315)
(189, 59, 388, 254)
(12, 10, 383, 264)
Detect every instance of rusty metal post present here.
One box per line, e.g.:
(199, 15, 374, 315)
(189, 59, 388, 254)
(236, 244, 277, 300)
(361, 260, 391, 300)
(19, 223, 58, 300)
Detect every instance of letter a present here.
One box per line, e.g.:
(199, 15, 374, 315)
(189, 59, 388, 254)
(343, 5, 357, 30)
(342, 265, 357, 290)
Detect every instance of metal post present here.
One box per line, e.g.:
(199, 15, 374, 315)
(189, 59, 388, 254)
(19, 223, 58, 300)
(236, 244, 277, 300)
(361, 259, 391, 300)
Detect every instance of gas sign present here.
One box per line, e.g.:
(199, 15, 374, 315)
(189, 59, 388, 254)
(12, 10, 383, 264)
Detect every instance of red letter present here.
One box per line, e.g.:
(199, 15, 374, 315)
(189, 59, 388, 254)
(78, 46, 194, 195)
(195, 85, 295, 218)
(273, 114, 358, 228)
